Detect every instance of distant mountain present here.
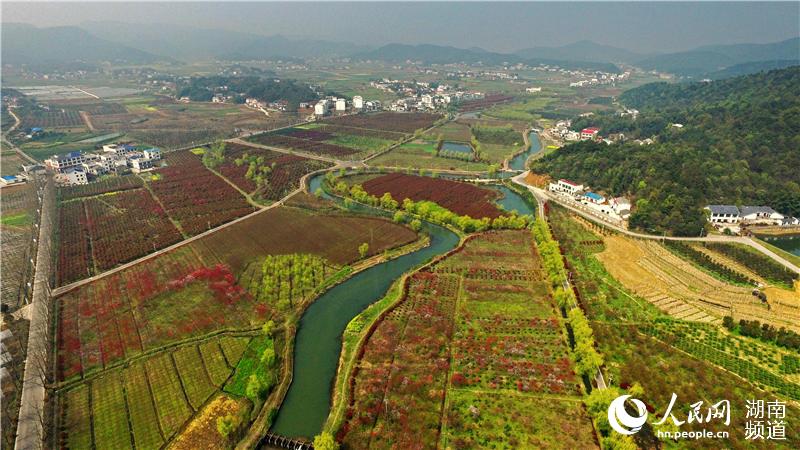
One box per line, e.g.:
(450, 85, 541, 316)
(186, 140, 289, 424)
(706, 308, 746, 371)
(1, 23, 160, 65)
(636, 38, 800, 77)
(354, 43, 620, 72)
(515, 40, 643, 64)
(706, 60, 800, 80)
(82, 22, 369, 61)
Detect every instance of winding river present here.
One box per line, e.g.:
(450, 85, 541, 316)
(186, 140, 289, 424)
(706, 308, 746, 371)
(270, 174, 460, 438)
(508, 131, 543, 171)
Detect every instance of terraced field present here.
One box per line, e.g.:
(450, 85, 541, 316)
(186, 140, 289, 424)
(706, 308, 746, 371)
(596, 235, 800, 330)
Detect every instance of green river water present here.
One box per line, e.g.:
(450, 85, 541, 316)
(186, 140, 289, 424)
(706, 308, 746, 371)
(270, 174, 460, 438)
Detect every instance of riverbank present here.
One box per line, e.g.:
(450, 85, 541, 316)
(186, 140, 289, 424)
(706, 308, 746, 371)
(236, 232, 431, 448)
(323, 231, 473, 437)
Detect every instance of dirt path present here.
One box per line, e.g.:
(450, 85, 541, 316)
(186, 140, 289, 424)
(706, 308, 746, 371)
(79, 110, 96, 131)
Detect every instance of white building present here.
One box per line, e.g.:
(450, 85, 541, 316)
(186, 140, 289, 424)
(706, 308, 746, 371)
(142, 148, 162, 161)
(740, 206, 784, 226)
(526, 87, 542, 93)
(582, 192, 606, 204)
(314, 100, 329, 116)
(335, 98, 346, 111)
(353, 96, 364, 109)
(705, 205, 741, 225)
(549, 179, 584, 196)
(59, 167, 88, 185)
(128, 155, 155, 173)
(0, 175, 25, 186)
(610, 197, 632, 219)
(45, 151, 91, 171)
(580, 127, 600, 140)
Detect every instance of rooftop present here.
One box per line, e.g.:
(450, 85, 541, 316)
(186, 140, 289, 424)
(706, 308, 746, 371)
(740, 206, 778, 216)
(706, 205, 740, 215)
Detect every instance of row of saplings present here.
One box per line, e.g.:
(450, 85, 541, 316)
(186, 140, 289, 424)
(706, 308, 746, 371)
(532, 219, 645, 449)
(723, 316, 800, 350)
(332, 182, 530, 233)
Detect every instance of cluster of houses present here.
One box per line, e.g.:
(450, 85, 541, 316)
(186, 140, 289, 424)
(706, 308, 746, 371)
(548, 178, 632, 222)
(546, 120, 656, 146)
(705, 205, 799, 233)
(312, 96, 381, 117)
(568, 71, 631, 88)
(44, 143, 162, 185)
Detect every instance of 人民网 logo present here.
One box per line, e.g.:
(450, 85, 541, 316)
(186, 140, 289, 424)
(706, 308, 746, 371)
(608, 395, 648, 435)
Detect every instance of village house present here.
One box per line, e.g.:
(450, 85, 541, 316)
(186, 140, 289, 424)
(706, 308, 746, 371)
(740, 206, 784, 226)
(582, 191, 606, 204)
(0, 175, 25, 186)
(548, 179, 584, 196)
(610, 197, 632, 219)
(705, 205, 741, 225)
(580, 127, 600, 140)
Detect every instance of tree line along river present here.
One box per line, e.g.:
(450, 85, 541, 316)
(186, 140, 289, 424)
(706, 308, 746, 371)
(271, 171, 536, 438)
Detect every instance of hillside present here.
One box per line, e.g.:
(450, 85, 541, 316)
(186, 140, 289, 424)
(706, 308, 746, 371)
(515, 40, 643, 63)
(1, 23, 160, 65)
(636, 38, 800, 77)
(532, 67, 800, 236)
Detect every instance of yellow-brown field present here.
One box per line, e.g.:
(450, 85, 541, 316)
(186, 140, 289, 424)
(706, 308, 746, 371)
(597, 235, 800, 332)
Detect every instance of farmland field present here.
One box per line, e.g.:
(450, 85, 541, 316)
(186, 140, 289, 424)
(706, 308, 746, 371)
(368, 140, 489, 171)
(212, 142, 332, 201)
(323, 111, 441, 134)
(546, 207, 800, 448)
(339, 231, 596, 449)
(55, 188, 183, 285)
(248, 112, 440, 160)
(55, 203, 419, 448)
(56, 206, 417, 379)
(147, 150, 255, 236)
(56, 335, 251, 449)
(1, 183, 37, 308)
(360, 172, 505, 219)
(596, 234, 800, 331)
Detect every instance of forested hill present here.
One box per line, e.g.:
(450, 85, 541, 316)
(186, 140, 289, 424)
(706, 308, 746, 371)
(532, 66, 800, 236)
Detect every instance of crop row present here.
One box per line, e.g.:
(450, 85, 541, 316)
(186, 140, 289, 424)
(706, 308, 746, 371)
(58, 337, 245, 449)
(58, 175, 143, 201)
(20, 109, 84, 128)
(149, 151, 255, 235)
(324, 112, 440, 134)
(250, 133, 357, 157)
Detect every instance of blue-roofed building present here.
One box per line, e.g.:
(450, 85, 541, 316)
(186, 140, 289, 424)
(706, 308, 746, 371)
(582, 191, 606, 204)
(0, 175, 25, 186)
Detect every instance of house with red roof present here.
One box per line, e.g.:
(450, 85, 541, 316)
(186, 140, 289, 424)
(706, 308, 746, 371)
(580, 127, 600, 140)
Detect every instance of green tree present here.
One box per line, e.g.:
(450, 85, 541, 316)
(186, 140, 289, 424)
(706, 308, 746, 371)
(216, 414, 235, 439)
(409, 219, 422, 232)
(358, 242, 369, 259)
(313, 432, 339, 450)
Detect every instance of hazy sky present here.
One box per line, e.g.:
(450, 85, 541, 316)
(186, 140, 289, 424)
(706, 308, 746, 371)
(3, 2, 799, 53)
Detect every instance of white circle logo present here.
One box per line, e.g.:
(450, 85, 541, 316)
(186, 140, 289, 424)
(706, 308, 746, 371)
(608, 395, 648, 435)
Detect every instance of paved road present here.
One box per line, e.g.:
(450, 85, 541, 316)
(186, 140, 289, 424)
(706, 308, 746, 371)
(512, 172, 800, 275)
(15, 179, 54, 450)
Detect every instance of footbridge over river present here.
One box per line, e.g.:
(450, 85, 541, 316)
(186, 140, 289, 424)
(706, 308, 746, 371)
(260, 433, 313, 450)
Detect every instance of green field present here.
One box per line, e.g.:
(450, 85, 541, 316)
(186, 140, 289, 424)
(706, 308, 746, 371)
(369, 141, 488, 171)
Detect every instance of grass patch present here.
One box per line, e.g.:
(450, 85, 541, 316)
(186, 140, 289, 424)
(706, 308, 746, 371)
(1, 212, 31, 227)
